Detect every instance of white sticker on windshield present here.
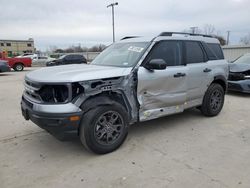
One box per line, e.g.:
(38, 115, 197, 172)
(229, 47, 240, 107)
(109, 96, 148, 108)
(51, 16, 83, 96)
(128, 46, 144, 53)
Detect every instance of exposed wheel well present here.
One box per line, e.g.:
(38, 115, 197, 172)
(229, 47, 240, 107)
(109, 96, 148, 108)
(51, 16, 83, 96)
(14, 62, 24, 67)
(80, 92, 130, 115)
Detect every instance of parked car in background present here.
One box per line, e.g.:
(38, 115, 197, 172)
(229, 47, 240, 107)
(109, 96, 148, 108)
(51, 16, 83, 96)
(228, 53, 250, 93)
(32, 56, 56, 67)
(21, 32, 228, 154)
(0, 52, 32, 71)
(0, 60, 11, 73)
(46, 54, 87, 66)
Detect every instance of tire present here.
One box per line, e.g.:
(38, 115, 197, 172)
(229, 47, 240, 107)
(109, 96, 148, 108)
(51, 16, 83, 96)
(200, 83, 225, 117)
(14, 63, 24, 71)
(79, 102, 129, 154)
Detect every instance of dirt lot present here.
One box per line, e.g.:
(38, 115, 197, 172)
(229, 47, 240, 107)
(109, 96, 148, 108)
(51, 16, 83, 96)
(0, 68, 250, 188)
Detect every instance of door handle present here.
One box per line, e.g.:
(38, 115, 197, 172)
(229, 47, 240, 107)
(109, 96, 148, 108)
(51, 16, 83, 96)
(174, 73, 186, 78)
(203, 68, 212, 73)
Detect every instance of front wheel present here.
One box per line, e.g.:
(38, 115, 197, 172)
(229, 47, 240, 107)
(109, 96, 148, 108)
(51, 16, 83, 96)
(200, 83, 225, 117)
(79, 103, 129, 154)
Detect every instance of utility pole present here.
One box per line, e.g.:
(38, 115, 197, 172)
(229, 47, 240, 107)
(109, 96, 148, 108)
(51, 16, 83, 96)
(227, 31, 230, 45)
(190, 27, 198, 34)
(107, 2, 118, 43)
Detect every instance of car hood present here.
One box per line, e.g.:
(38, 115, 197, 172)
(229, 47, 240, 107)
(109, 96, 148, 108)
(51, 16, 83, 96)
(0, 60, 8, 64)
(25, 64, 132, 83)
(229, 63, 250, 73)
(52, 59, 60, 62)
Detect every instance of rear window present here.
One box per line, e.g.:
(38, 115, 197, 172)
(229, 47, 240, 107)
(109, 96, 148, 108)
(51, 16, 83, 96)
(207, 43, 224, 60)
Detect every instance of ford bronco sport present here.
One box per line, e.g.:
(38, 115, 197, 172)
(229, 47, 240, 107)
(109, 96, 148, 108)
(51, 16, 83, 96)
(21, 32, 229, 154)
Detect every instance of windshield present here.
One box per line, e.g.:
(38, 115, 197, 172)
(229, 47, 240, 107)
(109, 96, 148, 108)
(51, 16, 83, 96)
(92, 42, 149, 67)
(234, 54, 250, 64)
(59, 55, 66, 60)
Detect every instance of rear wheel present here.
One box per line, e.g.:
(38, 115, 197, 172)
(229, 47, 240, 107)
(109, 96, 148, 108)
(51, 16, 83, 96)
(79, 103, 129, 154)
(13, 63, 24, 71)
(200, 83, 225, 117)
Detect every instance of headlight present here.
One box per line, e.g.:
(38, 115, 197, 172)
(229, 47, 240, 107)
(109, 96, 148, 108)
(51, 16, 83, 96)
(39, 85, 69, 103)
(25, 81, 84, 104)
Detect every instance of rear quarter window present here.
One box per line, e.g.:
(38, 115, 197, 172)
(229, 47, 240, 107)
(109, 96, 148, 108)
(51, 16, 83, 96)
(206, 43, 224, 60)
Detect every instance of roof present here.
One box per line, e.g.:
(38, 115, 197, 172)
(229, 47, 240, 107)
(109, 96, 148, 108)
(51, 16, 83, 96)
(0, 39, 34, 43)
(118, 32, 220, 44)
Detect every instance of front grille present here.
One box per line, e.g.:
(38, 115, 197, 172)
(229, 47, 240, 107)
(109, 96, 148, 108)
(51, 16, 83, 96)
(24, 80, 42, 102)
(25, 91, 41, 101)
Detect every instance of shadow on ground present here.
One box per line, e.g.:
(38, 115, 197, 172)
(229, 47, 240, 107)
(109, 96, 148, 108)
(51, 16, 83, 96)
(0, 73, 12, 76)
(25, 108, 203, 156)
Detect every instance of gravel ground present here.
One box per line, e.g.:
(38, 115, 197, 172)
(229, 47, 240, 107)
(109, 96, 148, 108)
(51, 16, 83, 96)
(0, 67, 250, 188)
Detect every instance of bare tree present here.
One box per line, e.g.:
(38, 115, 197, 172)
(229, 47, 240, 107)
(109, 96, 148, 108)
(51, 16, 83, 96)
(183, 24, 226, 45)
(240, 33, 250, 45)
(215, 36, 226, 46)
(203, 24, 215, 35)
(184, 24, 215, 35)
(48, 45, 58, 53)
(52, 44, 107, 53)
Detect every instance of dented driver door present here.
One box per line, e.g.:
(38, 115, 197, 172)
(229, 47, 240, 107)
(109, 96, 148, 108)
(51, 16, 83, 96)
(137, 40, 187, 121)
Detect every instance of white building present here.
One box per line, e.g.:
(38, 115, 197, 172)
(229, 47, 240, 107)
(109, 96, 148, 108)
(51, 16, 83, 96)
(222, 45, 250, 62)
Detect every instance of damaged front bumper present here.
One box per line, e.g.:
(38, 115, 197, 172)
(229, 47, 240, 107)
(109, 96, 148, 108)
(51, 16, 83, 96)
(228, 80, 250, 93)
(21, 95, 83, 140)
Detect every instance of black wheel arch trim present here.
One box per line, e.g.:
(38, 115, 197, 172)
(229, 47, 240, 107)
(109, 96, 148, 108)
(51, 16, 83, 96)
(213, 75, 228, 92)
(80, 92, 132, 118)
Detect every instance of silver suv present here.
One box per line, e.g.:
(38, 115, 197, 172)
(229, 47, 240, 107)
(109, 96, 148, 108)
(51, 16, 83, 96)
(21, 32, 229, 154)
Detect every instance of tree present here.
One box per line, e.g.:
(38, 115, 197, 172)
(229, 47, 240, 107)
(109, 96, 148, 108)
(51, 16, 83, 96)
(183, 24, 226, 45)
(54, 49, 64, 53)
(240, 33, 250, 45)
(52, 44, 107, 53)
(88, 44, 107, 52)
(64, 47, 74, 53)
(48, 45, 58, 53)
(203, 24, 215, 35)
(215, 36, 226, 46)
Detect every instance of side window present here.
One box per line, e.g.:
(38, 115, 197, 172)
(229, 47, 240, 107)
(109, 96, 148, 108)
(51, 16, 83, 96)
(185, 41, 205, 64)
(38, 57, 47, 59)
(147, 41, 183, 66)
(64, 55, 72, 60)
(75, 55, 83, 60)
(70, 55, 80, 60)
(207, 43, 224, 60)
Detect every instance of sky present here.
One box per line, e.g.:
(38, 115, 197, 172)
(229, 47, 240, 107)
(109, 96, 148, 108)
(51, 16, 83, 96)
(0, 0, 249, 51)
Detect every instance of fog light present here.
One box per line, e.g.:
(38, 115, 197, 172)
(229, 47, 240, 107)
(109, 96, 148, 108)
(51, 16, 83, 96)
(69, 116, 80, 121)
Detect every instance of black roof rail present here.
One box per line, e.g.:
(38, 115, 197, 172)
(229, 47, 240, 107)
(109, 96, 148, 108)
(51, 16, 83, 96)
(120, 36, 140, 40)
(159, 32, 214, 38)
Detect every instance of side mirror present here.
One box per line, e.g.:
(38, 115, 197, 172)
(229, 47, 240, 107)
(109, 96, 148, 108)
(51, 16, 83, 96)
(145, 59, 167, 70)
